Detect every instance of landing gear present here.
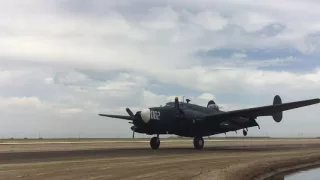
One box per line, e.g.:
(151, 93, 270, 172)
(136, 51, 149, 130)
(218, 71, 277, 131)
(150, 135, 160, 149)
(193, 136, 204, 150)
(243, 129, 247, 136)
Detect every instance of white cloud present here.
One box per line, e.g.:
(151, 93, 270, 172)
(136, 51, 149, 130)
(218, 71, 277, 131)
(232, 53, 247, 59)
(0, 97, 44, 112)
(190, 11, 228, 31)
(198, 93, 216, 101)
(140, 6, 180, 30)
(58, 108, 83, 115)
(0, 0, 319, 138)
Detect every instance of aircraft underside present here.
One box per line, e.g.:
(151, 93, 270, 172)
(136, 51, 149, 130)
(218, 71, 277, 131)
(148, 128, 250, 150)
(135, 116, 259, 136)
(134, 122, 257, 150)
(130, 116, 262, 149)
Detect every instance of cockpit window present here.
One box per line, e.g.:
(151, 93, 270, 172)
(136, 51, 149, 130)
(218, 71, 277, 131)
(165, 102, 186, 108)
(165, 102, 174, 107)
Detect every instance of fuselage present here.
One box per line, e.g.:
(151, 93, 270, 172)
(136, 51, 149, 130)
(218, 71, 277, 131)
(132, 101, 259, 137)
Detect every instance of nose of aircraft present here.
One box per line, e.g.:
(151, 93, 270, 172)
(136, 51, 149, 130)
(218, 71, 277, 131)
(140, 108, 150, 123)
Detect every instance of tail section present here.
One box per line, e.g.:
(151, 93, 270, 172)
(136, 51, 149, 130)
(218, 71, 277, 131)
(272, 95, 283, 122)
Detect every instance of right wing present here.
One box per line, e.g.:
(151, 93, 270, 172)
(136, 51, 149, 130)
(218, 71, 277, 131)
(98, 114, 132, 120)
(203, 98, 320, 124)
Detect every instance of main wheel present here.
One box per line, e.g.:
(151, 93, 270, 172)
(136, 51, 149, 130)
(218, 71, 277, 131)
(150, 137, 160, 149)
(243, 129, 247, 136)
(193, 136, 204, 150)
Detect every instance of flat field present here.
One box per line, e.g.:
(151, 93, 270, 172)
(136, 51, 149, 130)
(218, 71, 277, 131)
(0, 138, 320, 180)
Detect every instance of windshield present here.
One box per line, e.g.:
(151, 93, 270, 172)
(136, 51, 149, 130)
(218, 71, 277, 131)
(165, 102, 185, 107)
(165, 102, 175, 107)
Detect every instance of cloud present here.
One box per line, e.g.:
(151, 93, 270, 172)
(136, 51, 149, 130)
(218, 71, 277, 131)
(0, 97, 44, 113)
(198, 93, 216, 101)
(0, 0, 319, 138)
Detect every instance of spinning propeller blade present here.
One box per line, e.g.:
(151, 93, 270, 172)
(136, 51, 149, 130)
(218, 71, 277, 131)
(126, 108, 135, 120)
(126, 107, 137, 139)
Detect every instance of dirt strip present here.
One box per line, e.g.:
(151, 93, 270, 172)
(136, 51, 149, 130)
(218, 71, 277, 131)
(0, 139, 320, 180)
(196, 151, 320, 180)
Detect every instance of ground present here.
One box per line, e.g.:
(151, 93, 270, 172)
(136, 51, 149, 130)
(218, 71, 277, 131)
(0, 138, 320, 180)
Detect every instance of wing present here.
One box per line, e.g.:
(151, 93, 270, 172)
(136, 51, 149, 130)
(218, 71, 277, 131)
(204, 98, 320, 123)
(98, 114, 132, 120)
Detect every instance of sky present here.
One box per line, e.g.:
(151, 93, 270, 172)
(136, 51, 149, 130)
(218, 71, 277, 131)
(0, 0, 320, 138)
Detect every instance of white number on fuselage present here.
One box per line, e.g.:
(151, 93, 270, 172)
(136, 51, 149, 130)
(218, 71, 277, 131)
(150, 110, 160, 120)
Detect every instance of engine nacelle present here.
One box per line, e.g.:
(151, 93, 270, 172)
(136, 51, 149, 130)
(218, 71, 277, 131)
(131, 126, 147, 133)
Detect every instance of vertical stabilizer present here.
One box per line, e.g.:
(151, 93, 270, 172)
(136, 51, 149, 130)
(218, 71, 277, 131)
(272, 95, 283, 122)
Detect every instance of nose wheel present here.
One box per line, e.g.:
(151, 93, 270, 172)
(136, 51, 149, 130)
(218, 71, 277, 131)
(193, 136, 204, 150)
(150, 136, 160, 149)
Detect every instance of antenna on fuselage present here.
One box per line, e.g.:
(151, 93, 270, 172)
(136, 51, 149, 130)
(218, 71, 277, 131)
(182, 96, 184, 108)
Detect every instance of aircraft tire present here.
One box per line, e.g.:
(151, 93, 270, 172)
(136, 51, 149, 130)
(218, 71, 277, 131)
(150, 137, 160, 149)
(243, 129, 247, 136)
(193, 137, 204, 150)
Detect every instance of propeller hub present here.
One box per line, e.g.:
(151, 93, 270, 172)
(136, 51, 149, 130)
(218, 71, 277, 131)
(140, 108, 151, 123)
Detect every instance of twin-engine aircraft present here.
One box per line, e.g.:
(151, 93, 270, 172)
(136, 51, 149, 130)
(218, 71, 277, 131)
(99, 95, 319, 150)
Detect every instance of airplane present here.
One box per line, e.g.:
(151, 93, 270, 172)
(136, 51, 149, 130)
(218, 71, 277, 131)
(98, 95, 320, 150)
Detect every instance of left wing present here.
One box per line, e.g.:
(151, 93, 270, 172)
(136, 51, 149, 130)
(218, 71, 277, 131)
(98, 114, 132, 120)
(203, 98, 320, 123)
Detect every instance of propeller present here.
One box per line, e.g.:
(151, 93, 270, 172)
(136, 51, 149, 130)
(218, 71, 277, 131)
(126, 107, 139, 139)
(131, 124, 136, 139)
(126, 108, 135, 120)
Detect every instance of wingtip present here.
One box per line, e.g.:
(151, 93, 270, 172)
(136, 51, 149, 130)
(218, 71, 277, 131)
(310, 98, 320, 104)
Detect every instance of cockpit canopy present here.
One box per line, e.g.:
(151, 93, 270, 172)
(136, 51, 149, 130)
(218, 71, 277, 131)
(207, 103, 219, 109)
(164, 100, 218, 110)
(165, 102, 177, 107)
(207, 100, 219, 110)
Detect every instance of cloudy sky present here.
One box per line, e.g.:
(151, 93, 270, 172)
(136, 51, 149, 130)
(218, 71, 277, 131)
(1, 0, 320, 138)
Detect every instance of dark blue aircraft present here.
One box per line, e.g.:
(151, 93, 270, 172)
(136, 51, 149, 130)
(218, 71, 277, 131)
(99, 95, 320, 150)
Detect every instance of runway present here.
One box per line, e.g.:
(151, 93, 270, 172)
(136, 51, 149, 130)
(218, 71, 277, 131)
(0, 138, 320, 180)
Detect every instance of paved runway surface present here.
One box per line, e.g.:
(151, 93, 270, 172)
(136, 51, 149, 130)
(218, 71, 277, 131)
(0, 139, 320, 180)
